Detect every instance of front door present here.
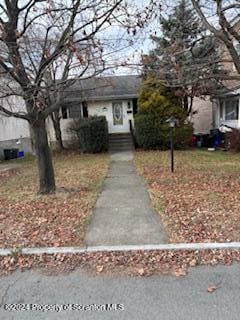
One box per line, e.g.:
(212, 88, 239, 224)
(110, 102, 130, 133)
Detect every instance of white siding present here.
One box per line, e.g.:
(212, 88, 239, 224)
(47, 99, 135, 144)
(47, 117, 75, 143)
(0, 95, 31, 141)
(88, 100, 134, 133)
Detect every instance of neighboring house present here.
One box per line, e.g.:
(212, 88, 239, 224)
(212, 88, 240, 130)
(190, 97, 213, 134)
(0, 54, 32, 159)
(212, 18, 240, 130)
(0, 94, 32, 160)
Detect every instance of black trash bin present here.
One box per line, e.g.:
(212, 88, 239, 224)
(4, 148, 19, 160)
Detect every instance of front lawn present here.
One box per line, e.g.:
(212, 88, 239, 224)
(135, 150, 240, 243)
(0, 152, 109, 248)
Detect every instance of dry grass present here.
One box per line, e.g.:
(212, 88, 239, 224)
(135, 149, 240, 243)
(0, 152, 110, 248)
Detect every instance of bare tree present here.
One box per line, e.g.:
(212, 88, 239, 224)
(191, 0, 240, 78)
(0, 0, 155, 194)
(46, 42, 102, 151)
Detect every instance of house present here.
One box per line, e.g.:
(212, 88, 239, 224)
(212, 18, 240, 130)
(189, 97, 213, 134)
(0, 53, 32, 159)
(47, 75, 141, 147)
(0, 95, 32, 159)
(47, 74, 213, 147)
(212, 87, 240, 130)
(0, 74, 214, 155)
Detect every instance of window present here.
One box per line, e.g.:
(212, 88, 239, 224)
(82, 101, 88, 118)
(225, 99, 239, 120)
(68, 104, 81, 118)
(219, 101, 223, 120)
(132, 98, 138, 115)
(234, 42, 240, 55)
(61, 106, 68, 119)
(112, 102, 123, 125)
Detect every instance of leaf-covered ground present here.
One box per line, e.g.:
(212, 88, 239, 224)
(1, 249, 240, 278)
(2, 150, 240, 277)
(0, 152, 109, 248)
(135, 150, 240, 243)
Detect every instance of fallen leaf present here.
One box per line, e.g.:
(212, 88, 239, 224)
(174, 268, 187, 277)
(207, 285, 219, 293)
(32, 230, 39, 237)
(189, 259, 197, 267)
(138, 268, 145, 276)
(96, 265, 104, 273)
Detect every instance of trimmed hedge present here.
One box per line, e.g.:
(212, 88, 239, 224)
(134, 114, 193, 150)
(69, 116, 108, 153)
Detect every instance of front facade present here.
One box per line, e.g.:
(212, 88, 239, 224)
(47, 98, 137, 146)
(0, 74, 215, 153)
(47, 75, 140, 146)
(88, 100, 135, 134)
(47, 75, 214, 147)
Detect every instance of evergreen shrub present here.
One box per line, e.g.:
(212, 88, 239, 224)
(69, 116, 108, 153)
(135, 78, 193, 150)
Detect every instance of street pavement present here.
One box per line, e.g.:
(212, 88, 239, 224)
(0, 264, 240, 319)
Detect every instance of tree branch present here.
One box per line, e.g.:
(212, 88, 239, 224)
(191, 0, 225, 40)
(0, 58, 24, 86)
(0, 105, 30, 121)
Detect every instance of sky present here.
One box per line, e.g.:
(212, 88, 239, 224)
(102, 0, 240, 76)
(97, 0, 162, 76)
(1, 0, 239, 78)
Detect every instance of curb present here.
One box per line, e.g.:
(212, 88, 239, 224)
(1, 242, 240, 257)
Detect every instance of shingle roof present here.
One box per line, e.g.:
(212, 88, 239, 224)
(64, 75, 141, 102)
(213, 79, 240, 98)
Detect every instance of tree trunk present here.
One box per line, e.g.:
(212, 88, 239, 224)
(30, 118, 56, 194)
(51, 111, 64, 151)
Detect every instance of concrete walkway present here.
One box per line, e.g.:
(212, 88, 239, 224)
(85, 151, 166, 246)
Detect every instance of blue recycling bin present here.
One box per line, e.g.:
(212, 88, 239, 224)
(18, 150, 25, 158)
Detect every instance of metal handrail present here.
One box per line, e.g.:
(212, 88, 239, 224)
(129, 119, 136, 148)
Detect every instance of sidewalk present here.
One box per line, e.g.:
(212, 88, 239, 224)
(85, 151, 166, 246)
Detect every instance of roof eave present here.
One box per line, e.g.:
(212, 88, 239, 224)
(64, 94, 139, 103)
